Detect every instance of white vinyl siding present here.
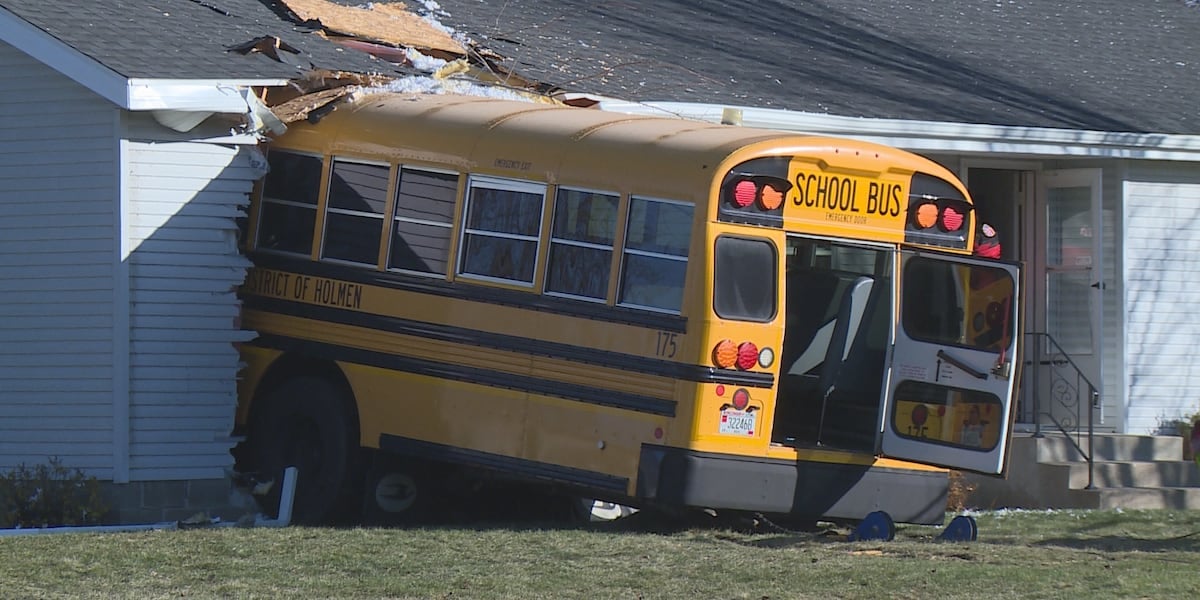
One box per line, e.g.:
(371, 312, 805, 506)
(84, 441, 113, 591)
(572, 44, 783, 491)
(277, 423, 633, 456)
(0, 43, 118, 473)
(1122, 164, 1200, 434)
(125, 140, 261, 481)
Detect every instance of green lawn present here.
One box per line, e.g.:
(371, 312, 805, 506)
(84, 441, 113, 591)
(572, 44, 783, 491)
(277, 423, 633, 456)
(1, 509, 1198, 599)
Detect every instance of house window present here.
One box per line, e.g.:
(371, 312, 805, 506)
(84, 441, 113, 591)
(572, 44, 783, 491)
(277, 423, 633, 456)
(545, 188, 619, 301)
(458, 176, 546, 285)
(256, 150, 322, 255)
(388, 167, 459, 276)
(618, 197, 694, 313)
(322, 158, 389, 266)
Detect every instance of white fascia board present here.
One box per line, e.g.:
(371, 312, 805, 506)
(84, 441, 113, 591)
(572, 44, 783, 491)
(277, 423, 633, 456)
(598, 101, 1200, 162)
(127, 79, 287, 111)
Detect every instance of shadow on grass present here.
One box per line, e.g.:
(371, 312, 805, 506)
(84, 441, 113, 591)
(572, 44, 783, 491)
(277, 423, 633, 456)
(1031, 532, 1200, 553)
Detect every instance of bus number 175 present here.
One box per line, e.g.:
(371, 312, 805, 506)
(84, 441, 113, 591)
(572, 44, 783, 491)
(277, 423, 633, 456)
(656, 331, 678, 358)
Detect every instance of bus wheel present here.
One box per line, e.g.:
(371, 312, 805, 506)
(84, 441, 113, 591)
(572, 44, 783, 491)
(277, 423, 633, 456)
(361, 455, 433, 526)
(250, 377, 358, 525)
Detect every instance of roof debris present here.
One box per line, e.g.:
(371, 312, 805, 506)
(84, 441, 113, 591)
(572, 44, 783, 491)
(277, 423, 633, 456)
(263, 68, 391, 123)
(277, 0, 465, 57)
(227, 36, 301, 64)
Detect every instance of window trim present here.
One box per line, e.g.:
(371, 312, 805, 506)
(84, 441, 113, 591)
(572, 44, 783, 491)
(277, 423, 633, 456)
(456, 175, 547, 287)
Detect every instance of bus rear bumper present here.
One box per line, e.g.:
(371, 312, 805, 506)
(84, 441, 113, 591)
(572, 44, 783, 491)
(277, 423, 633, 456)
(636, 445, 949, 525)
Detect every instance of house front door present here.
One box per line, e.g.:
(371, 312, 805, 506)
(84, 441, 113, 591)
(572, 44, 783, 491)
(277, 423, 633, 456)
(1026, 169, 1105, 431)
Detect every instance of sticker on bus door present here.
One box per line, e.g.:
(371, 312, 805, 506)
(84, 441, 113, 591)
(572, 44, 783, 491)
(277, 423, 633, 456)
(880, 251, 1021, 475)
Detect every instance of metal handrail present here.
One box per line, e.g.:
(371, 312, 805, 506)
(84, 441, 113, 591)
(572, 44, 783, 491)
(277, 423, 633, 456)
(1023, 332, 1100, 489)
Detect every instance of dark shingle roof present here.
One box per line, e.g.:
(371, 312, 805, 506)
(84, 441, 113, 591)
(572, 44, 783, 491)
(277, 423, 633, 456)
(0, 0, 390, 79)
(4, 0, 1197, 135)
(426, 0, 1200, 135)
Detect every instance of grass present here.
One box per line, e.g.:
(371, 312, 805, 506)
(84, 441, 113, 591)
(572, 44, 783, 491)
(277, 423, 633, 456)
(2, 509, 1199, 599)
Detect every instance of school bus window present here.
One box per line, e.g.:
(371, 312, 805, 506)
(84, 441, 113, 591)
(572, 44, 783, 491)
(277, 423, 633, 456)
(892, 380, 1002, 451)
(256, 150, 321, 255)
(545, 188, 619, 301)
(902, 258, 964, 344)
(458, 176, 546, 285)
(902, 258, 1014, 352)
(322, 158, 389, 266)
(618, 197, 693, 313)
(713, 236, 777, 321)
(388, 167, 458, 276)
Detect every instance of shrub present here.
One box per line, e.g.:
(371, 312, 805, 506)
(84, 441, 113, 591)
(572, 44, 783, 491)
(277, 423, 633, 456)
(946, 470, 976, 511)
(0, 457, 109, 528)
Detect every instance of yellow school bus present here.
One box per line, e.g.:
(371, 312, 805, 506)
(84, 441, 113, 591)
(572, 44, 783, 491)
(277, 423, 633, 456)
(234, 92, 1023, 526)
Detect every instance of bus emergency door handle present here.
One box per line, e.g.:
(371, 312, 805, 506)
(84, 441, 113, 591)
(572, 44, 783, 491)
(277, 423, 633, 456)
(936, 349, 988, 380)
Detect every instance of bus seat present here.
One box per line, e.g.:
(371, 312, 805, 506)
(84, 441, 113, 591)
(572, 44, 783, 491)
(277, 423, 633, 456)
(780, 269, 841, 375)
(816, 276, 873, 442)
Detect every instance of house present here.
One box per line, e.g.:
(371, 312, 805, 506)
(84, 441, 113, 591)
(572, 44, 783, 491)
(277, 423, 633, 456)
(2, 0, 1198, 522)
(422, 0, 1200, 437)
(0, 0, 406, 523)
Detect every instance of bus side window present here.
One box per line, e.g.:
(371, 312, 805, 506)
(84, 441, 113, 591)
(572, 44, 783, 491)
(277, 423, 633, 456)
(322, 158, 389, 266)
(618, 197, 693, 313)
(458, 177, 546, 286)
(545, 188, 619, 301)
(388, 167, 458, 277)
(256, 150, 322, 255)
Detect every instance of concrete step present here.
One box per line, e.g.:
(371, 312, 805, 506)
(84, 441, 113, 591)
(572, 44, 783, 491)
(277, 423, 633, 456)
(1016, 432, 1185, 463)
(1090, 487, 1200, 510)
(965, 432, 1200, 510)
(1044, 460, 1200, 489)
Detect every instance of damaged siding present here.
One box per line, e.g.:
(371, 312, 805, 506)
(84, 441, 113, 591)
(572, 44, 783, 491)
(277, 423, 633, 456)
(125, 140, 259, 481)
(0, 42, 119, 473)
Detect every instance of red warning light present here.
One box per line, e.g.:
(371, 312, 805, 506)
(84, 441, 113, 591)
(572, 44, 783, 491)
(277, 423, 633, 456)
(732, 180, 757, 208)
(731, 388, 750, 410)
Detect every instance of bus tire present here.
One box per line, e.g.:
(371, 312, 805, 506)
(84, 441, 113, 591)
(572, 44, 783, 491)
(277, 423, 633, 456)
(361, 454, 434, 526)
(249, 377, 359, 525)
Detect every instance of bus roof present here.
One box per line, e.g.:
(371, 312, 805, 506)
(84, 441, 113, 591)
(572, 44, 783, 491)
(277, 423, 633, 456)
(274, 92, 968, 206)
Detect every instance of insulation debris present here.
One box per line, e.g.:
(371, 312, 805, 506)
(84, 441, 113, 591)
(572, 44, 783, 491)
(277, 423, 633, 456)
(278, 0, 465, 56)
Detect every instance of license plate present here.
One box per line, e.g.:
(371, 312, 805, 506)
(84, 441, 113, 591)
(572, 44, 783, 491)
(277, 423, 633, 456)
(719, 409, 756, 436)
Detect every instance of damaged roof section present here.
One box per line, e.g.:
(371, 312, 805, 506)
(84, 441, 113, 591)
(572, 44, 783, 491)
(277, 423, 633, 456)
(276, 0, 465, 58)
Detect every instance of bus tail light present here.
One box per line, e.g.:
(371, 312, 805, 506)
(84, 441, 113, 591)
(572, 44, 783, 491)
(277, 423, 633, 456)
(714, 340, 773, 371)
(736, 342, 759, 370)
(713, 339, 738, 368)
